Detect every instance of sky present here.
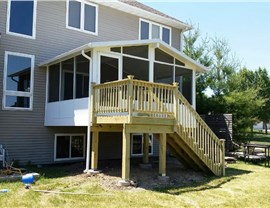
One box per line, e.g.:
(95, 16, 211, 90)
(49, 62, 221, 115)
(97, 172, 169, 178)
(139, 1, 270, 71)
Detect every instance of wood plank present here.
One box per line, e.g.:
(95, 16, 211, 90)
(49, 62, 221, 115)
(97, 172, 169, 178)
(122, 125, 131, 181)
(159, 133, 167, 176)
(91, 124, 123, 132)
(131, 117, 174, 125)
(91, 131, 99, 170)
(125, 124, 174, 134)
(96, 116, 128, 124)
(143, 133, 149, 164)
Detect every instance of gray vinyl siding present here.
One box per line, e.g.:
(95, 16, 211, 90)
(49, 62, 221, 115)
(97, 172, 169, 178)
(0, 1, 180, 164)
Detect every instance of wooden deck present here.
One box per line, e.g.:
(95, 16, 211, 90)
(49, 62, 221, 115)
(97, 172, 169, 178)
(89, 76, 225, 181)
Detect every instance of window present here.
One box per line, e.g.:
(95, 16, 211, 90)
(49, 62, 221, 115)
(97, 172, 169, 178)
(131, 134, 153, 156)
(54, 134, 85, 161)
(48, 54, 90, 102)
(7, 0, 37, 39)
(3, 52, 34, 110)
(140, 19, 171, 45)
(67, 0, 98, 35)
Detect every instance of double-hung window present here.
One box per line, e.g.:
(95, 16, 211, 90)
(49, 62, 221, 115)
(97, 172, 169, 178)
(140, 19, 171, 45)
(3, 52, 35, 110)
(7, 0, 37, 39)
(67, 0, 98, 35)
(54, 134, 85, 161)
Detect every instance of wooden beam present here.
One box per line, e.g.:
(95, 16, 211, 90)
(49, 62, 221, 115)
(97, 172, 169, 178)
(125, 124, 174, 134)
(159, 133, 167, 176)
(91, 124, 123, 132)
(91, 131, 99, 170)
(143, 133, 149, 164)
(122, 125, 130, 181)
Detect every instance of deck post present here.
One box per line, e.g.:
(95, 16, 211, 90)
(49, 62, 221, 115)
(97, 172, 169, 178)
(220, 139, 226, 176)
(159, 133, 167, 176)
(90, 83, 96, 124)
(91, 131, 99, 170)
(127, 75, 134, 123)
(122, 124, 131, 181)
(173, 82, 179, 123)
(143, 133, 149, 164)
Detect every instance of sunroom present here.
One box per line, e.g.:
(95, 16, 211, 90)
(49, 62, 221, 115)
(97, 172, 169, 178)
(39, 39, 207, 127)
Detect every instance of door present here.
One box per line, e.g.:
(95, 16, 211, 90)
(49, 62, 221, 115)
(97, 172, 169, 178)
(99, 53, 121, 84)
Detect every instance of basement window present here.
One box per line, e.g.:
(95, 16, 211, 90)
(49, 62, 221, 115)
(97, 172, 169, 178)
(131, 134, 153, 156)
(54, 134, 85, 161)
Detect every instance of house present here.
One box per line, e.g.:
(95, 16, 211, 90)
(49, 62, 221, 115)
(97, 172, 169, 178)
(0, 0, 225, 183)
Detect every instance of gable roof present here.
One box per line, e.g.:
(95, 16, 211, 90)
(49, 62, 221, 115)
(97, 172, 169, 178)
(91, 0, 191, 31)
(39, 39, 208, 73)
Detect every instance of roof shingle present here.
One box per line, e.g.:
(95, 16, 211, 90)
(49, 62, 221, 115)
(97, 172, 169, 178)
(120, 0, 186, 24)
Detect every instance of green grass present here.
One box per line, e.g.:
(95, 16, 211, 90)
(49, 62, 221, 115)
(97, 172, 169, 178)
(248, 132, 270, 145)
(1, 162, 270, 208)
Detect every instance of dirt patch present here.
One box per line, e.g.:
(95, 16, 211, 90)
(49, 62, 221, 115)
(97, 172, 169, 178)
(61, 157, 207, 191)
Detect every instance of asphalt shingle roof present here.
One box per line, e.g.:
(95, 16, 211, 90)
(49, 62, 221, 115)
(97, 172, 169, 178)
(120, 0, 186, 24)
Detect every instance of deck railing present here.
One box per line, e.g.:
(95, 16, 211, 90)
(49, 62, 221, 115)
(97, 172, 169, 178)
(93, 75, 175, 119)
(92, 76, 225, 176)
(174, 88, 225, 176)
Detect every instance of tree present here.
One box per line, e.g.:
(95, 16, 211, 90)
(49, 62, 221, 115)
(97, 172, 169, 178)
(254, 68, 270, 134)
(207, 38, 240, 97)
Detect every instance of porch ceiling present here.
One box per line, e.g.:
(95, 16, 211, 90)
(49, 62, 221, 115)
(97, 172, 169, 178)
(38, 39, 208, 73)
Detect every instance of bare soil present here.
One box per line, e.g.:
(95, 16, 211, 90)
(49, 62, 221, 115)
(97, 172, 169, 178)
(81, 157, 207, 191)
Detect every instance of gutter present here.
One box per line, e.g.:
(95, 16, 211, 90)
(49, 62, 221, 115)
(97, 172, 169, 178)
(82, 49, 93, 173)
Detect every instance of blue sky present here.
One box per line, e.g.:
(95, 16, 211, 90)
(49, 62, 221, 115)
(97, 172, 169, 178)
(140, 1, 270, 71)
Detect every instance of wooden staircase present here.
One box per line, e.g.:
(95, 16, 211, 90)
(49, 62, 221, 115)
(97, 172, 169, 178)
(92, 76, 225, 177)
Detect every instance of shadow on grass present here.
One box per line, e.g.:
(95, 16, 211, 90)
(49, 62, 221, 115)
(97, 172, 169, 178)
(154, 166, 252, 195)
(25, 162, 85, 179)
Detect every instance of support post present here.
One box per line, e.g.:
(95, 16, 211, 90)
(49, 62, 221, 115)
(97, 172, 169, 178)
(143, 133, 149, 164)
(192, 70, 196, 109)
(91, 131, 99, 170)
(220, 139, 226, 176)
(122, 125, 131, 181)
(159, 133, 167, 176)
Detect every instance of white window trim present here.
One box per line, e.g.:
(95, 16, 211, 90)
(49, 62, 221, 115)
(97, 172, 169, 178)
(66, 0, 98, 36)
(139, 18, 172, 45)
(54, 134, 86, 162)
(6, 0, 37, 39)
(98, 52, 122, 84)
(131, 133, 153, 156)
(3, 51, 35, 111)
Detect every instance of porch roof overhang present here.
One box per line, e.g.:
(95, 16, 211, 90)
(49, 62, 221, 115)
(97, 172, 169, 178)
(38, 39, 208, 73)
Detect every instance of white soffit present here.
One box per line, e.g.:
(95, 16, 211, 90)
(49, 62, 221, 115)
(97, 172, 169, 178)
(39, 39, 208, 73)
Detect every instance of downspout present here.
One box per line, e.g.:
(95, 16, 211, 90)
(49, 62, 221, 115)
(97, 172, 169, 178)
(82, 49, 92, 173)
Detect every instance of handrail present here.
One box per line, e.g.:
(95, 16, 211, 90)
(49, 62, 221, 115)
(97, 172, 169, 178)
(173, 86, 225, 176)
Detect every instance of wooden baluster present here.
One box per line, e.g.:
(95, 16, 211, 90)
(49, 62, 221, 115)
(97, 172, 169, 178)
(173, 83, 179, 125)
(127, 75, 134, 123)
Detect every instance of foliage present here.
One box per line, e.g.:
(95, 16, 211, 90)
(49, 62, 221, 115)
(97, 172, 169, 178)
(254, 68, 270, 134)
(183, 25, 270, 140)
(224, 88, 264, 140)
